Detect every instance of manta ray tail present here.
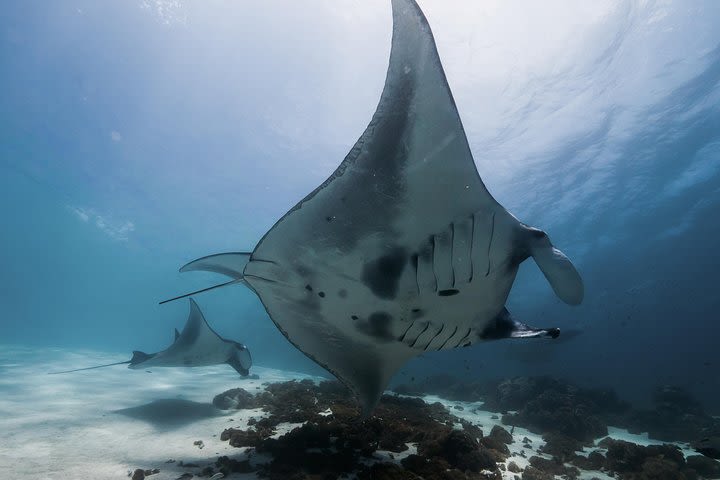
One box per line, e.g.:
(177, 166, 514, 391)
(524, 227, 584, 305)
(48, 359, 131, 375)
(159, 252, 251, 304)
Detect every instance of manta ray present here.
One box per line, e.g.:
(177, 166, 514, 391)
(51, 299, 252, 376)
(164, 0, 583, 414)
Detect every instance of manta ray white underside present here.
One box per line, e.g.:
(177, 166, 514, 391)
(167, 0, 583, 414)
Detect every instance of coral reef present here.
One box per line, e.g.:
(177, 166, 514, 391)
(215, 380, 508, 479)
(588, 437, 702, 479)
(212, 387, 257, 410)
(392, 374, 489, 402)
(624, 385, 720, 442)
(487, 376, 626, 443)
(204, 377, 720, 480)
(128, 468, 159, 480)
(693, 437, 720, 460)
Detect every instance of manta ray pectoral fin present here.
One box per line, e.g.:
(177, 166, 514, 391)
(480, 308, 560, 340)
(159, 252, 252, 304)
(525, 227, 584, 305)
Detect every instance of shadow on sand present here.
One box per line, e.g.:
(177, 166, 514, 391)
(114, 398, 224, 430)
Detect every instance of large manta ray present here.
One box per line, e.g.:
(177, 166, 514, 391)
(164, 0, 583, 414)
(51, 299, 252, 376)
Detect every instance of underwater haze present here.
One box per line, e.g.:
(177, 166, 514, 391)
(5, 1, 720, 404)
(2, 0, 720, 445)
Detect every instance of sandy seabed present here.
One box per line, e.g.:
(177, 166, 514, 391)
(0, 345, 700, 479)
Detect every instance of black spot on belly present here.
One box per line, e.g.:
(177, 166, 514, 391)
(318, 291, 325, 298)
(338, 289, 347, 298)
(438, 289, 459, 297)
(351, 315, 358, 320)
(305, 284, 313, 292)
(411, 308, 424, 319)
(362, 247, 407, 300)
(356, 311, 394, 342)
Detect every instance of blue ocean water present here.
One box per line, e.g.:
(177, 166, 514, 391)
(1, 0, 719, 418)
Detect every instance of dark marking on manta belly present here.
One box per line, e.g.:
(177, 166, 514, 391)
(305, 284, 313, 292)
(438, 289, 459, 297)
(411, 308, 424, 319)
(318, 291, 326, 298)
(362, 247, 407, 299)
(356, 311, 394, 342)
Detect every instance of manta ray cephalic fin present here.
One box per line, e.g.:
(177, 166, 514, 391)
(227, 353, 251, 377)
(523, 227, 584, 305)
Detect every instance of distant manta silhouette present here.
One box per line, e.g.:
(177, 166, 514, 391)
(50, 298, 252, 376)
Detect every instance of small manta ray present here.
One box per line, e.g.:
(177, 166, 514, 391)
(51, 298, 252, 376)
(163, 0, 583, 414)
